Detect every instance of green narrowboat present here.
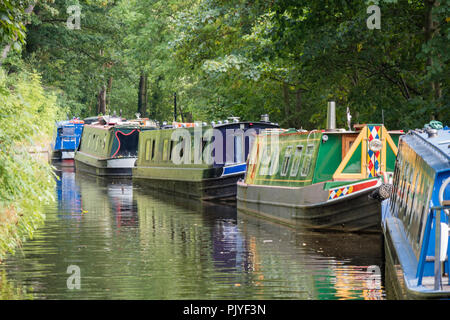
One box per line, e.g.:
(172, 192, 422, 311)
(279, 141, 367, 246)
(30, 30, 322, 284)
(133, 118, 279, 201)
(237, 122, 403, 233)
(75, 116, 158, 177)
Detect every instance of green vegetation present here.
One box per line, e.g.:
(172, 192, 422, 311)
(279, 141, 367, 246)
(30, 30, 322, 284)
(0, 270, 33, 299)
(1, 0, 448, 130)
(0, 67, 61, 260)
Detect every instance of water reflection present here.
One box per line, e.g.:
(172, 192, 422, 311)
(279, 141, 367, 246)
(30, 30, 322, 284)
(55, 165, 82, 217)
(107, 182, 138, 229)
(0, 164, 385, 300)
(234, 213, 384, 300)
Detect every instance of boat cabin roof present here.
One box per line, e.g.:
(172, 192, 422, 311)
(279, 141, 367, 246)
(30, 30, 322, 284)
(56, 119, 84, 127)
(267, 124, 404, 137)
(160, 120, 279, 131)
(85, 116, 158, 130)
(403, 128, 450, 173)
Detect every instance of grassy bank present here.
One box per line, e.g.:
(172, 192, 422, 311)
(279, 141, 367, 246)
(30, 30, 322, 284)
(0, 68, 63, 261)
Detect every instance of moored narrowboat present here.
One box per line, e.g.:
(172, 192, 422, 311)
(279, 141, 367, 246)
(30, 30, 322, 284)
(237, 110, 402, 232)
(74, 116, 158, 177)
(382, 125, 450, 299)
(52, 119, 84, 160)
(132, 117, 279, 201)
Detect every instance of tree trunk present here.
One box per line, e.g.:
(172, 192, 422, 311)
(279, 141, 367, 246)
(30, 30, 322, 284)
(106, 76, 113, 110)
(97, 85, 107, 115)
(138, 73, 148, 118)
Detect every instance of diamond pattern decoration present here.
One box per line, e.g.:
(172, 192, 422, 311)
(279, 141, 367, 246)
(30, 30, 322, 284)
(328, 179, 379, 201)
(367, 125, 381, 178)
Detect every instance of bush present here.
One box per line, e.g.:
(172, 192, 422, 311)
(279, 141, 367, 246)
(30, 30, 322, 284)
(0, 68, 61, 260)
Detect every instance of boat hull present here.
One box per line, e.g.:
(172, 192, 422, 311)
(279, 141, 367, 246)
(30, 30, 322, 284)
(133, 173, 243, 201)
(383, 215, 450, 299)
(237, 181, 382, 233)
(74, 151, 136, 177)
(52, 150, 75, 160)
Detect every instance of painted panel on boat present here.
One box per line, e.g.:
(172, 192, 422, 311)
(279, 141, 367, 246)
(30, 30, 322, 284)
(245, 131, 322, 187)
(386, 134, 401, 172)
(342, 144, 361, 174)
(312, 133, 343, 183)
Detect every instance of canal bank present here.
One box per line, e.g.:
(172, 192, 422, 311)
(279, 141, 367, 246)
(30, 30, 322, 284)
(0, 68, 60, 262)
(0, 136, 55, 261)
(0, 164, 386, 300)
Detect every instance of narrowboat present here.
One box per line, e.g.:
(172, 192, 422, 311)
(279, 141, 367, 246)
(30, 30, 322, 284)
(74, 116, 158, 177)
(132, 116, 279, 201)
(237, 104, 402, 232)
(52, 119, 84, 160)
(382, 125, 450, 299)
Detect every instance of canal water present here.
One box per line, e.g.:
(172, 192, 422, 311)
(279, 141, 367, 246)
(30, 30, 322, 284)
(0, 163, 386, 300)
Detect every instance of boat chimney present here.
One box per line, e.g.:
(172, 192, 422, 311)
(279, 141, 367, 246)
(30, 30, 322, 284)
(261, 114, 269, 122)
(327, 101, 336, 130)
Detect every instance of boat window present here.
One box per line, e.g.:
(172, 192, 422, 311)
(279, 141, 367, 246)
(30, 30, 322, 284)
(300, 144, 315, 177)
(63, 126, 75, 136)
(234, 134, 244, 163)
(202, 140, 207, 160)
(180, 144, 184, 159)
(112, 130, 140, 158)
(149, 140, 154, 160)
(390, 155, 402, 215)
(169, 140, 174, 161)
(268, 145, 279, 176)
(195, 139, 208, 164)
(395, 155, 407, 215)
(202, 138, 213, 164)
(280, 146, 293, 176)
(404, 168, 417, 223)
(416, 181, 432, 248)
(409, 172, 421, 225)
(91, 134, 96, 150)
(259, 144, 271, 176)
(398, 162, 409, 219)
(145, 140, 151, 161)
(289, 145, 304, 177)
(163, 140, 169, 161)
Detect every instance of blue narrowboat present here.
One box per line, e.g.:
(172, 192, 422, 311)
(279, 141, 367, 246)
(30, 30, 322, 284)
(52, 119, 85, 160)
(382, 124, 450, 299)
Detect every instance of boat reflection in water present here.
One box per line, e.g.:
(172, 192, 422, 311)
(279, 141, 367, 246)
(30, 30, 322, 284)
(55, 165, 82, 216)
(107, 181, 138, 229)
(0, 169, 384, 299)
(235, 211, 384, 300)
(135, 188, 385, 299)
